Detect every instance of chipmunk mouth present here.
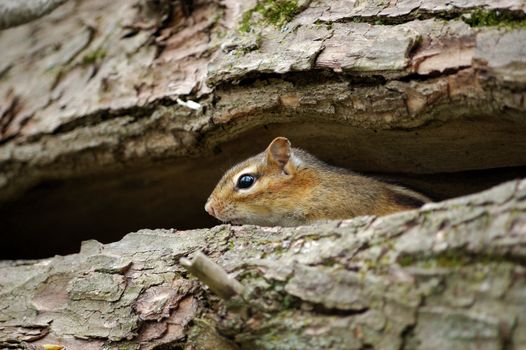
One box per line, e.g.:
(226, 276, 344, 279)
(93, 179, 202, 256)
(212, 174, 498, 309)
(225, 218, 243, 225)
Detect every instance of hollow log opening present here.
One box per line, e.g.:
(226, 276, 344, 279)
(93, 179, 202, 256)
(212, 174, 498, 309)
(2, 119, 526, 259)
(3, 0, 526, 347)
(1, 0, 526, 263)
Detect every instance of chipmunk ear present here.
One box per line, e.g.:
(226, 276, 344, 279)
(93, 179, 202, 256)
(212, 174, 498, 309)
(266, 137, 292, 168)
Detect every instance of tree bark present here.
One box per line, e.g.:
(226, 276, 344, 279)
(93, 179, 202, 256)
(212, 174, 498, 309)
(1, 0, 526, 348)
(2, 0, 526, 258)
(1, 179, 526, 349)
(1, 0, 526, 202)
(0, 0, 68, 29)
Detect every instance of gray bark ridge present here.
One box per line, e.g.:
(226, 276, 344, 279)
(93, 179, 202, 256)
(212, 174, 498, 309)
(1, 0, 526, 203)
(1, 178, 525, 349)
(0, 0, 68, 29)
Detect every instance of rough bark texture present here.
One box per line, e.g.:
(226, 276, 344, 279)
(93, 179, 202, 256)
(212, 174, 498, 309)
(1, 179, 526, 349)
(1, 0, 526, 348)
(0, 0, 68, 29)
(2, 0, 526, 181)
(1, 0, 526, 258)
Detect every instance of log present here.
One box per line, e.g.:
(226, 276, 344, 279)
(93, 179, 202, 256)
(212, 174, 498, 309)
(1, 0, 526, 348)
(1, 179, 525, 349)
(0, 0, 68, 29)
(2, 0, 526, 257)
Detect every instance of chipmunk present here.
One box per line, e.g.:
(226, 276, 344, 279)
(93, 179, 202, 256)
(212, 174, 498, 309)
(205, 137, 431, 226)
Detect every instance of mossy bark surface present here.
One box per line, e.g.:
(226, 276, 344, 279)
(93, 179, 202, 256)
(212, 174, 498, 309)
(1, 179, 526, 349)
(1, 1, 526, 348)
(1, 0, 526, 199)
(1, 0, 526, 258)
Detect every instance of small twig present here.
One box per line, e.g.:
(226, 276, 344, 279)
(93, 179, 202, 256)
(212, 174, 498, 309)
(180, 251, 244, 300)
(176, 98, 202, 110)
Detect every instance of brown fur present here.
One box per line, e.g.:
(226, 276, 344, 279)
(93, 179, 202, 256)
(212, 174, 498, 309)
(205, 137, 431, 226)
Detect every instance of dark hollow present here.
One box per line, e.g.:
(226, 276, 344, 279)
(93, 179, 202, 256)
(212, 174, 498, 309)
(2, 121, 526, 259)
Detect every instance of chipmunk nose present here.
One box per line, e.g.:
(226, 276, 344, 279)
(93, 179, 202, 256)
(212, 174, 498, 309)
(205, 200, 216, 217)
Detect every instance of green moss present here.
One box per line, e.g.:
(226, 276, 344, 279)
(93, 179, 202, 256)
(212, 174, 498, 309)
(240, 0, 299, 32)
(81, 48, 107, 65)
(398, 250, 510, 269)
(463, 9, 526, 29)
(281, 294, 294, 308)
(434, 251, 472, 268)
(398, 252, 470, 268)
(398, 255, 416, 267)
(108, 342, 140, 350)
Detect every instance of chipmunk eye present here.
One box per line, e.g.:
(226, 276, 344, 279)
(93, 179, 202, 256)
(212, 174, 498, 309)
(237, 174, 255, 189)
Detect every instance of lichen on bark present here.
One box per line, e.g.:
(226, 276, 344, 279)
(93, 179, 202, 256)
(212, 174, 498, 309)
(1, 0, 526, 348)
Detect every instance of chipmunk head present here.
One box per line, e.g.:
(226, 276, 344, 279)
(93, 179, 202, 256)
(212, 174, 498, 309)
(205, 137, 313, 226)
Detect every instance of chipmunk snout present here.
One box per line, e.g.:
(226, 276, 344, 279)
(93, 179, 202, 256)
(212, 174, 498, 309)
(205, 199, 217, 218)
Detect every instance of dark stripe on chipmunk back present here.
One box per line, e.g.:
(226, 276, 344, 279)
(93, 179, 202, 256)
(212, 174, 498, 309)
(391, 191, 426, 209)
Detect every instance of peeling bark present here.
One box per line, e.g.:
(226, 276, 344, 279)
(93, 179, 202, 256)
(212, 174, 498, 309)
(1, 0, 525, 203)
(1, 0, 526, 258)
(1, 179, 526, 349)
(1, 0, 526, 347)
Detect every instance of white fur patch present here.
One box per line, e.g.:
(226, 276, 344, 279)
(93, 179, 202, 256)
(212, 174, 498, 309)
(290, 154, 302, 167)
